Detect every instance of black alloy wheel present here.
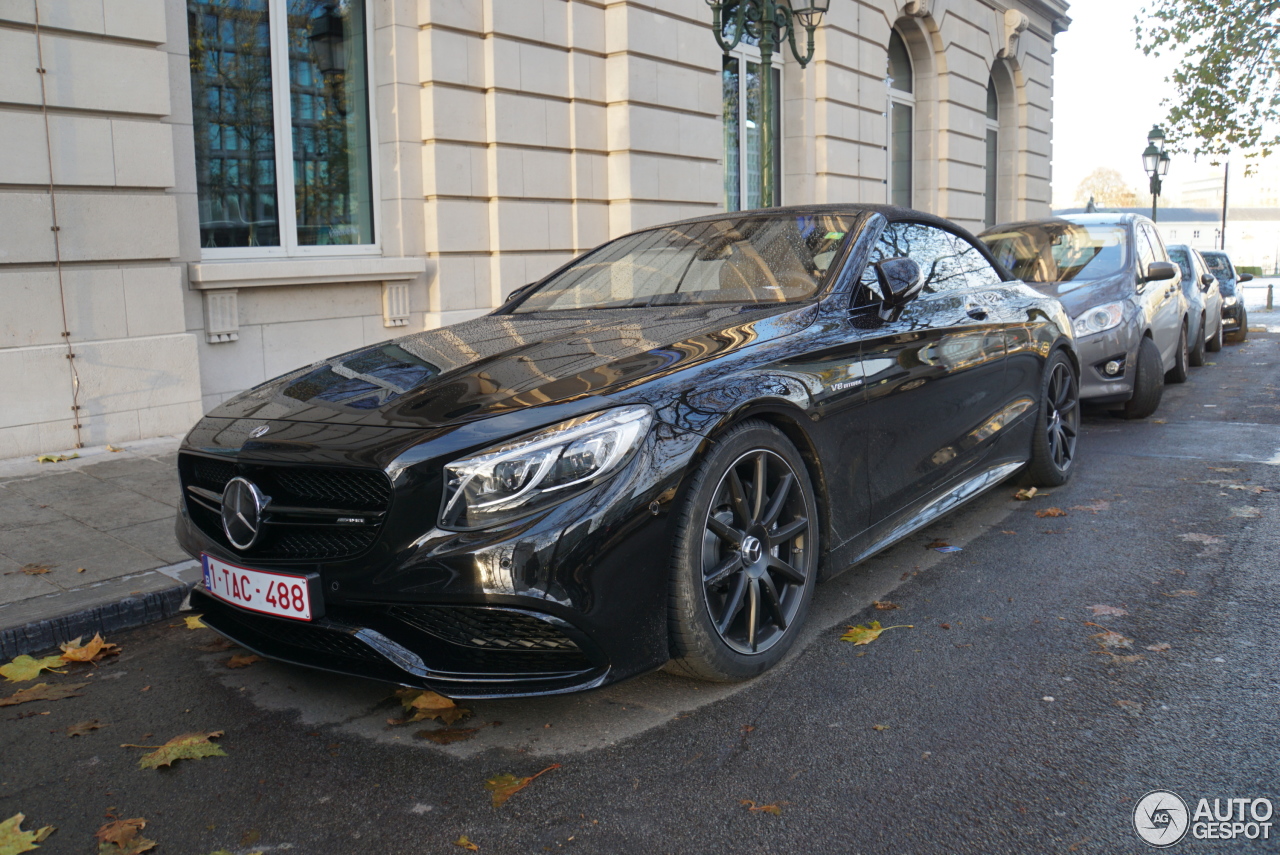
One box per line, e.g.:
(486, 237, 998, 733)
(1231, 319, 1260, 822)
(1022, 350, 1079, 486)
(666, 421, 818, 681)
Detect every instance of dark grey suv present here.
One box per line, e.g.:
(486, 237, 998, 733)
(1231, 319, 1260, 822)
(981, 214, 1189, 419)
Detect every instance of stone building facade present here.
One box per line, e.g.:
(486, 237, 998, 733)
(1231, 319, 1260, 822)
(0, 0, 1070, 459)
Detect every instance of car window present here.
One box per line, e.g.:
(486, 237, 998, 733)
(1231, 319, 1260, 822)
(1135, 226, 1157, 274)
(858, 222, 1002, 303)
(980, 222, 1127, 283)
(1167, 246, 1193, 282)
(1143, 225, 1170, 262)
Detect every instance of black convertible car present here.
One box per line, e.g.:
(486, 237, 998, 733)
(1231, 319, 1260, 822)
(178, 205, 1079, 697)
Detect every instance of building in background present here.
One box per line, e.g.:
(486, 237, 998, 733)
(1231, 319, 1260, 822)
(0, 0, 1069, 459)
(1054, 206, 1280, 272)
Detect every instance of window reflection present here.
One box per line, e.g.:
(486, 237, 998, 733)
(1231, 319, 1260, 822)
(282, 344, 439, 409)
(860, 223, 1002, 302)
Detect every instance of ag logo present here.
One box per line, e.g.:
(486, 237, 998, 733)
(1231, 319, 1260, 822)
(1134, 790, 1190, 847)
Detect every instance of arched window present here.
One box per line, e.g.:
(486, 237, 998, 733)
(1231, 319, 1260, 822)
(984, 77, 999, 227)
(887, 30, 914, 208)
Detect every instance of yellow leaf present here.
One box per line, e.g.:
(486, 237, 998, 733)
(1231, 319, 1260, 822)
(740, 800, 784, 816)
(1013, 486, 1037, 500)
(66, 720, 106, 737)
(18, 565, 51, 576)
(0, 655, 66, 683)
(184, 615, 206, 630)
(453, 836, 480, 851)
(128, 731, 227, 769)
(393, 689, 470, 725)
(35, 453, 77, 463)
(60, 634, 121, 664)
(106, 445, 124, 453)
(871, 724, 890, 731)
(95, 818, 155, 854)
(0, 683, 87, 708)
(840, 621, 913, 645)
(484, 764, 560, 807)
(0, 813, 55, 854)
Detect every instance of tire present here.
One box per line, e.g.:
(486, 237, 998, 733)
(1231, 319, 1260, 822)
(1165, 321, 1189, 384)
(1189, 313, 1207, 367)
(1020, 349, 1079, 487)
(665, 420, 819, 682)
(1122, 337, 1164, 420)
(1228, 307, 1249, 343)
(1206, 314, 1223, 352)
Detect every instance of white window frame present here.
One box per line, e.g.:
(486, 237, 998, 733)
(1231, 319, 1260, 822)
(984, 81, 999, 227)
(724, 41, 785, 211)
(197, 0, 381, 261)
(886, 33, 914, 208)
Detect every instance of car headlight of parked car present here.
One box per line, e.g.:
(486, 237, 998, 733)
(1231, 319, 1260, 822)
(440, 406, 655, 529)
(1072, 302, 1125, 338)
(1223, 295, 1239, 307)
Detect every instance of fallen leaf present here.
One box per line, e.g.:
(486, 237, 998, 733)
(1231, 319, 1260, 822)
(1087, 605, 1128, 617)
(1, 655, 66, 683)
(871, 724, 890, 731)
(872, 601, 900, 611)
(1069, 500, 1110, 513)
(35, 453, 78, 463)
(938, 622, 951, 630)
(183, 615, 206, 630)
(1000, 530, 1016, 535)
(95, 818, 155, 854)
(1014, 487, 1038, 500)
(0, 814, 55, 854)
(77, 568, 87, 573)
(453, 836, 479, 851)
(1091, 631, 1134, 650)
(1035, 507, 1067, 518)
(0, 682, 86, 707)
(1145, 642, 1172, 652)
(925, 540, 950, 549)
(127, 731, 227, 769)
(60, 634, 121, 664)
(106, 445, 124, 453)
(840, 620, 913, 645)
(225, 654, 262, 669)
(740, 800, 784, 816)
(1161, 589, 1198, 598)
(484, 764, 560, 807)
(66, 719, 106, 737)
(19, 565, 52, 576)
(392, 689, 470, 726)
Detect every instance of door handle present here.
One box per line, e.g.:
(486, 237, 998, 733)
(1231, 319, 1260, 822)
(966, 307, 988, 320)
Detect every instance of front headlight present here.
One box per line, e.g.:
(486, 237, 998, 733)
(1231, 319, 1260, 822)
(1072, 302, 1125, 338)
(1223, 295, 1239, 307)
(440, 406, 654, 530)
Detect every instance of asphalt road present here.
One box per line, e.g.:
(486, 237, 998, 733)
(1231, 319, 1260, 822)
(3, 331, 1279, 855)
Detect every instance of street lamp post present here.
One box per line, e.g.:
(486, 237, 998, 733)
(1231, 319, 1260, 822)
(706, 0, 831, 208)
(1141, 125, 1170, 223)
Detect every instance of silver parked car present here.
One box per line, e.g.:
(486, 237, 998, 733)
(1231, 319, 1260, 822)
(980, 213, 1189, 419)
(1166, 243, 1223, 364)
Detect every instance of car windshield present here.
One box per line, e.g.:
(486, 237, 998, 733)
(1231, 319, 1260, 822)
(512, 214, 854, 312)
(1167, 247, 1193, 282)
(1202, 253, 1236, 293)
(980, 222, 1128, 283)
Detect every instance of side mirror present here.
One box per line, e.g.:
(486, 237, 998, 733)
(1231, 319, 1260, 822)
(1200, 273, 1215, 290)
(874, 257, 924, 321)
(1145, 261, 1178, 282)
(1238, 273, 1254, 282)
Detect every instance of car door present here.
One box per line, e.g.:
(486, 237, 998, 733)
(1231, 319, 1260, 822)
(1137, 224, 1182, 364)
(852, 220, 1009, 527)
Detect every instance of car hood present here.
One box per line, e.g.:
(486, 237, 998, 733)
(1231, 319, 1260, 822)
(1021, 272, 1131, 319)
(205, 303, 816, 429)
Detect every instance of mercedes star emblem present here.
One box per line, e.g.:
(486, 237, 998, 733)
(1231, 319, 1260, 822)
(220, 477, 271, 550)
(249, 424, 270, 438)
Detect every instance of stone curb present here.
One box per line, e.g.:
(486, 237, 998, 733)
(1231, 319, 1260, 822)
(0, 560, 203, 659)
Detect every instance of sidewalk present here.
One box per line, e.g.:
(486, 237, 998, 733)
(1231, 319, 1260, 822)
(3, 303, 1279, 660)
(0, 437, 201, 658)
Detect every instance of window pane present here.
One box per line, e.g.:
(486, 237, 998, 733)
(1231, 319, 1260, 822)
(890, 101, 913, 208)
(723, 55, 741, 212)
(188, 0, 281, 248)
(984, 128, 998, 227)
(888, 31, 912, 93)
(870, 223, 999, 294)
(741, 61, 782, 210)
(288, 0, 375, 246)
(986, 78, 999, 120)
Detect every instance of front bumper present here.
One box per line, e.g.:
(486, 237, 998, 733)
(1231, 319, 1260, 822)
(1222, 303, 1245, 331)
(177, 414, 704, 697)
(1074, 326, 1136, 403)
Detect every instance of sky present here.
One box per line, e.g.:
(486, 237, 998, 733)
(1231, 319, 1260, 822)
(1050, 0, 1226, 209)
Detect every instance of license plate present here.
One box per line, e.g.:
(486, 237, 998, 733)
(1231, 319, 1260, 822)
(201, 554, 317, 621)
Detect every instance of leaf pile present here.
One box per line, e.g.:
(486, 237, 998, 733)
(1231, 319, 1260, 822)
(391, 689, 470, 726)
(484, 764, 560, 807)
(0, 814, 54, 854)
(840, 620, 912, 645)
(95, 818, 155, 854)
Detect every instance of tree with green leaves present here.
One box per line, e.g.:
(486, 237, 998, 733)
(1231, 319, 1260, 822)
(1136, 1, 1280, 166)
